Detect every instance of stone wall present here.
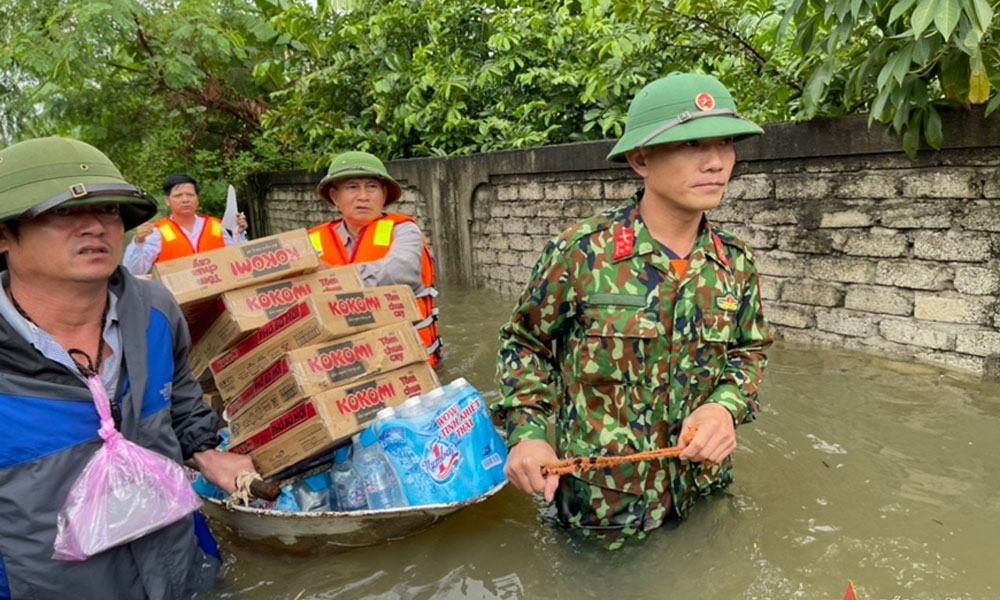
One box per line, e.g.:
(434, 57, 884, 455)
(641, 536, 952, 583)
(251, 110, 1000, 378)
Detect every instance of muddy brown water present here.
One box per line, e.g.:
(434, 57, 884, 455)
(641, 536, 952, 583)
(198, 285, 999, 600)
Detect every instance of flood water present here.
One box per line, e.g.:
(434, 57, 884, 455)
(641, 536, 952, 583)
(199, 285, 1000, 600)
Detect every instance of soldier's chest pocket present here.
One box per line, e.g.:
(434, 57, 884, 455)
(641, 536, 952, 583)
(698, 309, 737, 371)
(577, 307, 663, 386)
(700, 310, 737, 343)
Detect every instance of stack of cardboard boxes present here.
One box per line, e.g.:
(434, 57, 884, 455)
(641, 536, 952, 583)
(152, 229, 440, 479)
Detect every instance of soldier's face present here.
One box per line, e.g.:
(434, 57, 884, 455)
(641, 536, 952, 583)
(165, 183, 199, 218)
(328, 177, 387, 230)
(628, 137, 735, 215)
(0, 203, 125, 285)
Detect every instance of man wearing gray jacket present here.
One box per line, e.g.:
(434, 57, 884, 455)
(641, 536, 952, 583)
(0, 137, 255, 599)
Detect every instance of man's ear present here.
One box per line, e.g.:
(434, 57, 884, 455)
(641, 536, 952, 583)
(0, 223, 11, 255)
(625, 148, 650, 178)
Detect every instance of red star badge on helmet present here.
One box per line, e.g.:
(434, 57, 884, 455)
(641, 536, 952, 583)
(695, 92, 715, 111)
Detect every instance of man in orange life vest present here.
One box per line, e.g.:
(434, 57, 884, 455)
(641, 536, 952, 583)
(309, 151, 442, 366)
(123, 173, 248, 274)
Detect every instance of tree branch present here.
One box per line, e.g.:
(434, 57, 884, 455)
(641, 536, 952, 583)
(663, 7, 803, 92)
(107, 61, 143, 74)
(132, 12, 156, 58)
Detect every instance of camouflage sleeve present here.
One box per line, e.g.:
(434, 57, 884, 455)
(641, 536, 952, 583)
(707, 252, 772, 426)
(493, 237, 577, 447)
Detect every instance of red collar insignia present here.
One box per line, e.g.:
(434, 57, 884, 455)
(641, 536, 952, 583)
(613, 227, 635, 261)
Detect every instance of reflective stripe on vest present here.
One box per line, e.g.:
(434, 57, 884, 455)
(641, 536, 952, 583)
(307, 214, 441, 363)
(154, 216, 226, 263)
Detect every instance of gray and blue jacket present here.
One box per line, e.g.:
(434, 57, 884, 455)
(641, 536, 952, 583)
(0, 268, 221, 600)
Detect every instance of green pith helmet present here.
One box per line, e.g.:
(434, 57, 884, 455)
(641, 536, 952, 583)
(316, 151, 402, 205)
(0, 136, 157, 230)
(607, 73, 764, 162)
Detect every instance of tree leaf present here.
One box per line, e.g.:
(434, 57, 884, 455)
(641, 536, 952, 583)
(891, 44, 914, 84)
(968, 49, 991, 103)
(877, 50, 900, 89)
(971, 0, 995, 31)
(803, 58, 834, 115)
(911, 31, 936, 64)
(910, 0, 937, 37)
(940, 49, 971, 101)
(924, 105, 943, 149)
(888, 0, 917, 24)
(933, 0, 961, 39)
(986, 92, 1000, 117)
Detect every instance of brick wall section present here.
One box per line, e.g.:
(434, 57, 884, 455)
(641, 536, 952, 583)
(252, 111, 1000, 379)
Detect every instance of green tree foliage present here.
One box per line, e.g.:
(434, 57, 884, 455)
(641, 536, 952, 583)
(1, 0, 300, 213)
(2, 0, 998, 203)
(258, 0, 793, 166)
(782, 0, 999, 156)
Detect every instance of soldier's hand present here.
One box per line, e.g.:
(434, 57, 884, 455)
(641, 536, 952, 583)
(134, 222, 154, 243)
(677, 403, 736, 464)
(505, 439, 560, 502)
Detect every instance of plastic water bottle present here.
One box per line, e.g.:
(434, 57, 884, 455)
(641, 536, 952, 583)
(444, 377, 508, 488)
(446, 378, 478, 408)
(396, 396, 430, 419)
(353, 434, 408, 509)
(420, 386, 449, 412)
(378, 418, 446, 505)
(372, 407, 397, 436)
(331, 459, 367, 511)
(287, 472, 333, 512)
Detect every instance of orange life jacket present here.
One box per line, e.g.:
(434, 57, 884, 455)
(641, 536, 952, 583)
(308, 214, 442, 366)
(154, 216, 226, 263)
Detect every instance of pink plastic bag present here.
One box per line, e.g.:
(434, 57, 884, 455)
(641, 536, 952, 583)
(52, 375, 202, 560)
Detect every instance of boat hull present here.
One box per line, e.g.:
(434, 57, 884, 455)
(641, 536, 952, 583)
(200, 482, 505, 553)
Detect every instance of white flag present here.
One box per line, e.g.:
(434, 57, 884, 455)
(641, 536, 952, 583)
(222, 184, 239, 235)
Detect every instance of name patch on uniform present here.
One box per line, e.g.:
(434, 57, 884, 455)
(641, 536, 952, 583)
(716, 292, 739, 311)
(613, 227, 635, 261)
(590, 293, 646, 307)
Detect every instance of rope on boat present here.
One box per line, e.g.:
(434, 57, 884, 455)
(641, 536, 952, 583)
(225, 471, 266, 508)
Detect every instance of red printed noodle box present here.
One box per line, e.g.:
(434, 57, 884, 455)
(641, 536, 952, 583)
(225, 322, 428, 444)
(229, 363, 440, 478)
(187, 266, 363, 376)
(152, 229, 319, 308)
(208, 287, 422, 399)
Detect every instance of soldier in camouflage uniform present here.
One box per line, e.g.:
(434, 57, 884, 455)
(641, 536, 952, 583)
(492, 73, 773, 548)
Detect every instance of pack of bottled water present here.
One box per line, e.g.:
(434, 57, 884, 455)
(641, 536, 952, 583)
(368, 378, 507, 506)
(191, 379, 507, 513)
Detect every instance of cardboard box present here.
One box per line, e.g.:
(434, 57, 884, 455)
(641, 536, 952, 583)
(210, 289, 423, 399)
(229, 363, 440, 478)
(188, 266, 363, 376)
(226, 325, 430, 444)
(152, 229, 319, 308)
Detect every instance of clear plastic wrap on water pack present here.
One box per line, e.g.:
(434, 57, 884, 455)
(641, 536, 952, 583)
(352, 432, 408, 509)
(372, 379, 507, 506)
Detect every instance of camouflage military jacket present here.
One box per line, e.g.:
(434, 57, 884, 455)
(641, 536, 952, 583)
(493, 193, 771, 543)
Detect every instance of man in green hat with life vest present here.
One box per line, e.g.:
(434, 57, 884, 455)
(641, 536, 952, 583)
(493, 72, 773, 548)
(0, 136, 257, 598)
(309, 150, 442, 366)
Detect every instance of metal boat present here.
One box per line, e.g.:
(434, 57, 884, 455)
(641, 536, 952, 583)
(199, 482, 506, 553)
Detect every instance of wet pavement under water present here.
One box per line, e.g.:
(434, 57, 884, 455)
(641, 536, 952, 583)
(198, 285, 1000, 600)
